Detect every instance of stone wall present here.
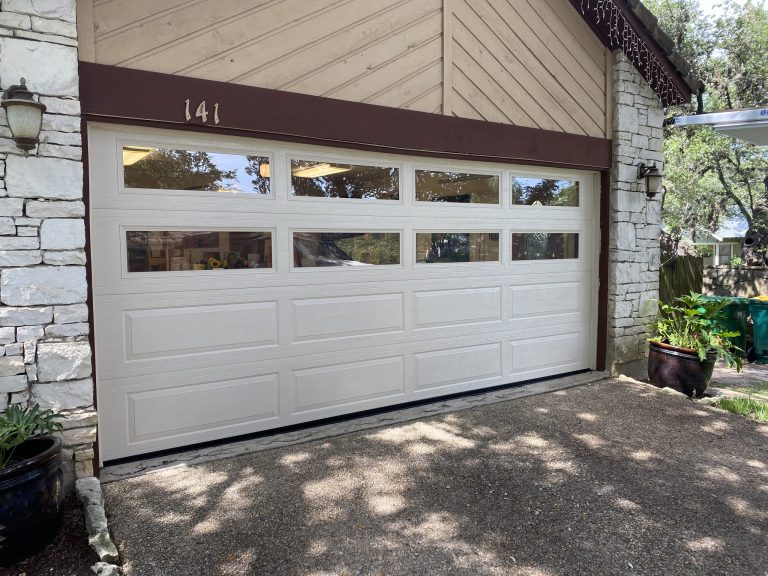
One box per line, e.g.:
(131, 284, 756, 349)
(0, 0, 94, 487)
(704, 266, 768, 297)
(606, 51, 664, 378)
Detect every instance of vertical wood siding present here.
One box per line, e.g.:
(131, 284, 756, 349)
(79, 0, 607, 136)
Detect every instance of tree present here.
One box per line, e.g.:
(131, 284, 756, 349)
(646, 0, 768, 263)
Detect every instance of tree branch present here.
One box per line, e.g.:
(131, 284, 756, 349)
(716, 160, 753, 228)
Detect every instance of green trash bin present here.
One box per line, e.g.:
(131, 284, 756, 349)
(749, 299, 768, 364)
(702, 296, 750, 358)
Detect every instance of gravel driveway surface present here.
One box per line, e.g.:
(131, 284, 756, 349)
(103, 379, 768, 576)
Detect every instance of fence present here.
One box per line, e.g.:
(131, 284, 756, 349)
(659, 256, 703, 303)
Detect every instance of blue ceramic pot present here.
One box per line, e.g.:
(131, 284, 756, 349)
(0, 436, 64, 567)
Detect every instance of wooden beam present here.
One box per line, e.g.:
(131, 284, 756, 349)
(79, 62, 613, 171)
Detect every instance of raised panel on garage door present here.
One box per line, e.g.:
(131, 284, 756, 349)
(89, 124, 597, 460)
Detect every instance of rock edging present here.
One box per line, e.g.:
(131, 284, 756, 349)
(74, 477, 121, 573)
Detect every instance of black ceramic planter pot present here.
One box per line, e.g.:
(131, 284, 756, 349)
(0, 436, 64, 567)
(648, 341, 717, 398)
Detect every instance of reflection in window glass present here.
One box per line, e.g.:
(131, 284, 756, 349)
(126, 231, 272, 272)
(416, 233, 499, 264)
(290, 160, 399, 200)
(123, 147, 270, 194)
(293, 232, 400, 267)
(415, 170, 499, 204)
(511, 233, 579, 260)
(512, 178, 579, 206)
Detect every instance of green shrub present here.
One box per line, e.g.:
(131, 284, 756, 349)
(0, 403, 62, 469)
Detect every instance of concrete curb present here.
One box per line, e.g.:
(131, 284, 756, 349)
(102, 370, 610, 483)
(74, 477, 121, 573)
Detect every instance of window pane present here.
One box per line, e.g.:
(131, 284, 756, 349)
(123, 147, 270, 194)
(293, 232, 400, 267)
(719, 244, 733, 266)
(416, 233, 500, 264)
(290, 160, 399, 200)
(512, 178, 579, 207)
(512, 233, 579, 260)
(126, 231, 272, 272)
(415, 170, 499, 204)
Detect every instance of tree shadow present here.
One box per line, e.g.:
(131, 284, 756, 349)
(102, 379, 768, 576)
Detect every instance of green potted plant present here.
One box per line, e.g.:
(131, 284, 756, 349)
(0, 403, 64, 567)
(648, 292, 744, 397)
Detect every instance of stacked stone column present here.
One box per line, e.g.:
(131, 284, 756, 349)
(0, 0, 94, 485)
(607, 51, 664, 378)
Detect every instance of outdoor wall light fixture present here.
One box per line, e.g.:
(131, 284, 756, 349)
(1, 78, 46, 156)
(637, 162, 665, 200)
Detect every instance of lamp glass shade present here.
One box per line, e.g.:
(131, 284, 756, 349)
(646, 172, 664, 197)
(4, 101, 43, 141)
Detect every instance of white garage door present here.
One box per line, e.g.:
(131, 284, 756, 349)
(89, 124, 598, 461)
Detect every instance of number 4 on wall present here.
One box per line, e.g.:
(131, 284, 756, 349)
(184, 99, 220, 125)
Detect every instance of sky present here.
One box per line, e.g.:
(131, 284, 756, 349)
(699, 0, 750, 17)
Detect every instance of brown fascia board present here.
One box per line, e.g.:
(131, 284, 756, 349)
(622, 0, 703, 95)
(572, 0, 701, 103)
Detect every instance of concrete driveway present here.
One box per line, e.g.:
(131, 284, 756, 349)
(103, 379, 768, 576)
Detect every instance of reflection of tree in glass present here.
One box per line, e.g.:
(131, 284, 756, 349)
(125, 149, 237, 191)
(416, 171, 499, 203)
(291, 162, 399, 200)
(512, 179, 579, 206)
(512, 233, 579, 260)
(244, 155, 271, 194)
(334, 233, 400, 265)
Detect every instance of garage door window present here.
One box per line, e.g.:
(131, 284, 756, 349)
(511, 233, 579, 260)
(415, 232, 500, 264)
(511, 177, 579, 207)
(415, 170, 499, 204)
(293, 232, 401, 267)
(126, 230, 272, 272)
(123, 147, 271, 194)
(290, 160, 399, 200)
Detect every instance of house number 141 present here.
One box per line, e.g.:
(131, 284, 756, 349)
(184, 99, 220, 125)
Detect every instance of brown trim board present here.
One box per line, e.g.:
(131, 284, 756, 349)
(596, 170, 610, 372)
(79, 62, 611, 171)
(80, 119, 100, 475)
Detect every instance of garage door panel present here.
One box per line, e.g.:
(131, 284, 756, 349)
(128, 373, 280, 442)
(96, 321, 590, 458)
(414, 287, 501, 329)
(414, 343, 501, 392)
(508, 329, 589, 380)
(92, 264, 594, 296)
(125, 302, 278, 360)
(292, 356, 405, 415)
(291, 293, 404, 342)
(509, 283, 582, 318)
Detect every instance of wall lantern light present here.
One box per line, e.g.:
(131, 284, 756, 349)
(1, 78, 46, 156)
(637, 162, 665, 200)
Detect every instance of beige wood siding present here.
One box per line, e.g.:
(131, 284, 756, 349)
(78, 0, 608, 136)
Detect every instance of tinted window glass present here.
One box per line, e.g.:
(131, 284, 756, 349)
(415, 170, 499, 204)
(512, 178, 579, 207)
(416, 233, 500, 264)
(126, 231, 272, 272)
(123, 147, 270, 194)
(511, 233, 579, 260)
(293, 232, 400, 267)
(290, 160, 399, 200)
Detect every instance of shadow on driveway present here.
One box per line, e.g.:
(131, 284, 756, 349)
(103, 379, 768, 576)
